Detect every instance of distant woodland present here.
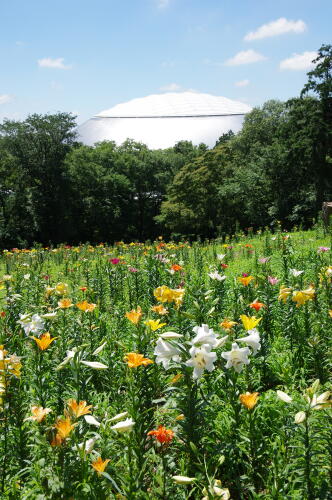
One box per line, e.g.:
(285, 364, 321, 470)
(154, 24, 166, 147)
(0, 45, 331, 247)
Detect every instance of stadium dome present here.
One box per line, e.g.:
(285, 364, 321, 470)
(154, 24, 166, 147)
(78, 91, 252, 149)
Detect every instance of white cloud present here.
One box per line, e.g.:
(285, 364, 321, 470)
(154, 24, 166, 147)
(225, 50, 267, 66)
(160, 83, 182, 91)
(235, 79, 250, 87)
(0, 94, 13, 105)
(244, 18, 306, 41)
(280, 51, 317, 71)
(38, 57, 72, 69)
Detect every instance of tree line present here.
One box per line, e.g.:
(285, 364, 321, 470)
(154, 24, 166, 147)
(0, 45, 331, 247)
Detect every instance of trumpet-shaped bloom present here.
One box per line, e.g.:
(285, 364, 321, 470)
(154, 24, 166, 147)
(278, 286, 293, 303)
(58, 298, 73, 309)
(221, 343, 250, 373)
(249, 301, 265, 311)
(154, 338, 182, 369)
(27, 406, 52, 423)
(292, 286, 315, 307)
(191, 324, 219, 347)
(185, 344, 217, 379)
(144, 319, 167, 331)
(151, 304, 169, 315)
(31, 332, 57, 351)
(220, 319, 237, 331)
(153, 285, 184, 307)
(76, 301, 97, 312)
(125, 306, 143, 325)
(239, 392, 259, 410)
(147, 425, 174, 444)
(124, 352, 153, 368)
(18, 314, 45, 336)
(67, 399, 92, 418)
(54, 415, 77, 439)
(240, 315, 261, 331)
(235, 329, 261, 355)
(237, 276, 254, 286)
(92, 456, 110, 475)
(208, 271, 226, 281)
(290, 269, 304, 277)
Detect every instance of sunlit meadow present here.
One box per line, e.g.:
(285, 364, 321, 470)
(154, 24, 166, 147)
(0, 226, 331, 499)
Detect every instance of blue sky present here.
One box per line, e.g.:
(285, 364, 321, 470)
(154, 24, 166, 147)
(0, 0, 331, 124)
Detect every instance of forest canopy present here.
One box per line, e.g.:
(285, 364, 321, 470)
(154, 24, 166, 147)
(0, 45, 331, 247)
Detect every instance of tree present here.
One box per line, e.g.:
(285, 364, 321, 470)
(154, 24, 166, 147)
(301, 44, 332, 208)
(0, 113, 77, 244)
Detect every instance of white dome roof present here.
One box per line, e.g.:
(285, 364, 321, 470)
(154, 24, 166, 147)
(97, 91, 251, 118)
(78, 91, 252, 149)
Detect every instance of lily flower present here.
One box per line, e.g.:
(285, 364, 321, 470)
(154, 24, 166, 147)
(125, 306, 143, 325)
(154, 338, 182, 369)
(144, 319, 167, 331)
(18, 313, 45, 336)
(67, 399, 92, 418)
(147, 425, 174, 444)
(208, 271, 226, 281)
(239, 392, 259, 410)
(191, 324, 219, 347)
(92, 456, 110, 475)
(185, 344, 217, 380)
(124, 352, 153, 368)
(26, 405, 52, 423)
(221, 343, 250, 373)
(289, 268, 304, 277)
(31, 332, 57, 351)
(240, 315, 261, 331)
(235, 329, 261, 355)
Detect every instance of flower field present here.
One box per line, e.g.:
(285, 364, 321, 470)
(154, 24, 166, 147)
(0, 229, 331, 499)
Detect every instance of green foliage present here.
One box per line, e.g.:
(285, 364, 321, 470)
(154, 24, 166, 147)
(0, 44, 332, 246)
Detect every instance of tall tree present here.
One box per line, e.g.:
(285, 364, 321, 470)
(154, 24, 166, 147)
(301, 44, 332, 208)
(0, 113, 77, 244)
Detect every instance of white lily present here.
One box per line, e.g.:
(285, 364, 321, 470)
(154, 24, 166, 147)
(235, 328, 261, 355)
(191, 324, 219, 348)
(221, 343, 250, 373)
(18, 313, 45, 336)
(208, 271, 226, 282)
(185, 344, 217, 380)
(290, 268, 304, 277)
(154, 338, 181, 369)
(77, 437, 98, 453)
